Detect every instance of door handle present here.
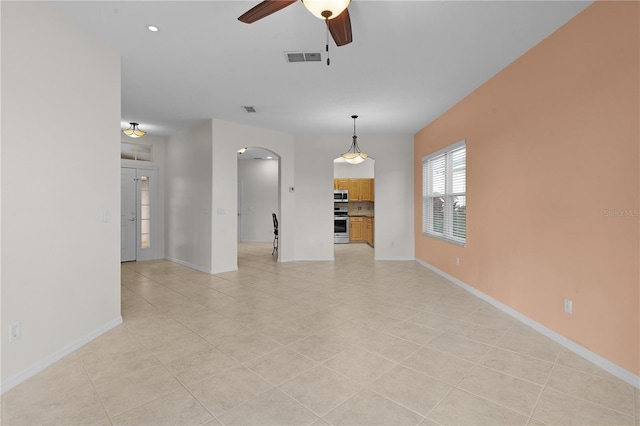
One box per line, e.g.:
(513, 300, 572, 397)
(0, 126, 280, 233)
(128, 218, 136, 222)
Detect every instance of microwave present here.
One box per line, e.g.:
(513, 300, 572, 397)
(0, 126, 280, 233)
(334, 190, 348, 202)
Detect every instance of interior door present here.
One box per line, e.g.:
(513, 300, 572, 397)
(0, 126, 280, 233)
(121, 168, 137, 262)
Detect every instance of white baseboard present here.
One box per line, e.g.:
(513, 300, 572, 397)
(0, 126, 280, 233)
(415, 258, 640, 390)
(210, 265, 239, 274)
(164, 256, 240, 275)
(164, 256, 215, 274)
(295, 258, 335, 262)
(374, 256, 415, 261)
(0, 316, 123, 394)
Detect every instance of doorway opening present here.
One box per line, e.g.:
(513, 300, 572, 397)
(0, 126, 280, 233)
(237, 147, 281, 264)
(333, 157, 375, 258)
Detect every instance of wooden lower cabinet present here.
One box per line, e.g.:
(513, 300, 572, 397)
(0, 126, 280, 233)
(365, 217, 374, 247)
(350, 217, 364, 242)
(351, 216, 374, 246)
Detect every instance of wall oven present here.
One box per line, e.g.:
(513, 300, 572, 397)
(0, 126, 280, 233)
(334, 190, 348, 203)
(334, 206, 349, 244)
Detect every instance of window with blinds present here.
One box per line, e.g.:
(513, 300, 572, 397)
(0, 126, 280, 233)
(422, 140, 466, 245)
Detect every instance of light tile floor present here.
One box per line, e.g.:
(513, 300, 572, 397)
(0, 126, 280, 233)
(2, 243, 638, 425)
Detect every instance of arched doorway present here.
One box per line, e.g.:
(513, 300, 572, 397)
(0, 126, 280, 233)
(237, 146, 281, 261)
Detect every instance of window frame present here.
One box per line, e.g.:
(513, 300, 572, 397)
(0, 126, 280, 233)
(422, 139, 466, 246)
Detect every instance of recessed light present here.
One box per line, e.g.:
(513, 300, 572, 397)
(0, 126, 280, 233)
(266, 156, 273, 160)
(147, 25, 159, 32)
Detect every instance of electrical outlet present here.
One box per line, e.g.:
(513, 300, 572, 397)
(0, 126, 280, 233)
(455, 257, 460, 266)
(564, 299, 573, 315)
(9, 321, 21, 342)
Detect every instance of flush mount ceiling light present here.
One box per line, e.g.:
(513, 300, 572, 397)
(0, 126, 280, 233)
(342, 115, 368, 164)
(146, 25, 159, 32)
(302, 0, 350, 20)
(123, 122, 146, 138)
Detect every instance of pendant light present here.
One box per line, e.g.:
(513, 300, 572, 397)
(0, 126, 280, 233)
(123, 122, 146, 138)
(302, 0, 350, 20)
(342, 115, 368, 164)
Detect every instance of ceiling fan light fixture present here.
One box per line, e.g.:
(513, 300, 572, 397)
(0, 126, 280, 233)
(302, 0, 350, 20)
(123, 122, 146, 138)
(341, 115, 368, 164)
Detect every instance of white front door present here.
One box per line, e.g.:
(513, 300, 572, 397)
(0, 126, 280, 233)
(121, 168, 137, 262)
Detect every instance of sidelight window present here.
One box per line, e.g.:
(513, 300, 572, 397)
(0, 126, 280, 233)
(140, 176, 151, 249)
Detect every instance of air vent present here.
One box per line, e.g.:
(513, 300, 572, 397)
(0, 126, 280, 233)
(242, 106, 257, 113)
(285, 52, 322, 63)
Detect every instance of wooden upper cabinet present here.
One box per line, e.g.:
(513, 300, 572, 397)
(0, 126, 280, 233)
(347, 179, 360, 201)
(360, 179, 372, 201)
(334, 179, 349, 190)
(346, 178, 374, 202)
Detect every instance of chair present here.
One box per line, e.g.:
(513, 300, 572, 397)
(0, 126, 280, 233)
(272, 213, 279, 256)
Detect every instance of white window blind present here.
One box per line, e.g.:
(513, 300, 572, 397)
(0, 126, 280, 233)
(422, 140, 466, 245)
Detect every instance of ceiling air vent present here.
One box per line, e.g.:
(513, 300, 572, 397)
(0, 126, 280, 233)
(285, 52, 322, 63)
(242, 106, 257, 113)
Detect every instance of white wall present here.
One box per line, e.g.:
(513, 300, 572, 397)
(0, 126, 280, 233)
(165, 121, 213, 272)
(295, 134, 415, 261)
(211, 119, 296, 270)
(238, 159, 279, 242)
(1, 1, 121, 390)
(165, 119, 413, 269)
(334, 159, 375, 178)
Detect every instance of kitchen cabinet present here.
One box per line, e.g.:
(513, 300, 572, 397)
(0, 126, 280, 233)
(347, 178, 374, 202)
(365, 217, 374, 247)
(334, 179, 349, 190)
(350, 216, 364, 242)
(361, 179, 373, 201)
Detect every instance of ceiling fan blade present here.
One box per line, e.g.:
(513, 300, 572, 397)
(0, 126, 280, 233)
(327, 8, 353, 46)
(238, 0, 297, 24)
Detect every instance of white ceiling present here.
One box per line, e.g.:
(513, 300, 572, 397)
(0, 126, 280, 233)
(55, 1, 591, 137)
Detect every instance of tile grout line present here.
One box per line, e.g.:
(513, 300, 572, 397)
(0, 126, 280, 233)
(123, 271, 223, 424)
(73, 350, 114, 425)
(121, 253, 635, 425)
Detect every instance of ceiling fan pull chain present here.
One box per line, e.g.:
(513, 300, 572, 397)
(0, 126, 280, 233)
(326, 21, 330, 66)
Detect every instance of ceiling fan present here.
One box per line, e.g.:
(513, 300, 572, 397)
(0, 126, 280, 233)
(238, 0, 353, 47)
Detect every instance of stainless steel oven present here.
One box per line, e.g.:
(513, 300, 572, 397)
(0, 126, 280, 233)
(334, 206, 349, 244)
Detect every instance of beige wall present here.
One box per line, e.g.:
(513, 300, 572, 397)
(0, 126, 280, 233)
(414, 2, 639, 376)
(1, 2, 121, 387)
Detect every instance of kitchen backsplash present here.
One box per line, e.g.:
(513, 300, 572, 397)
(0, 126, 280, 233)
(348, 201, 374, 216)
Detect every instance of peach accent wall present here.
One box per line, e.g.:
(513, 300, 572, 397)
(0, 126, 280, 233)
(414, 2, 639, 376)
